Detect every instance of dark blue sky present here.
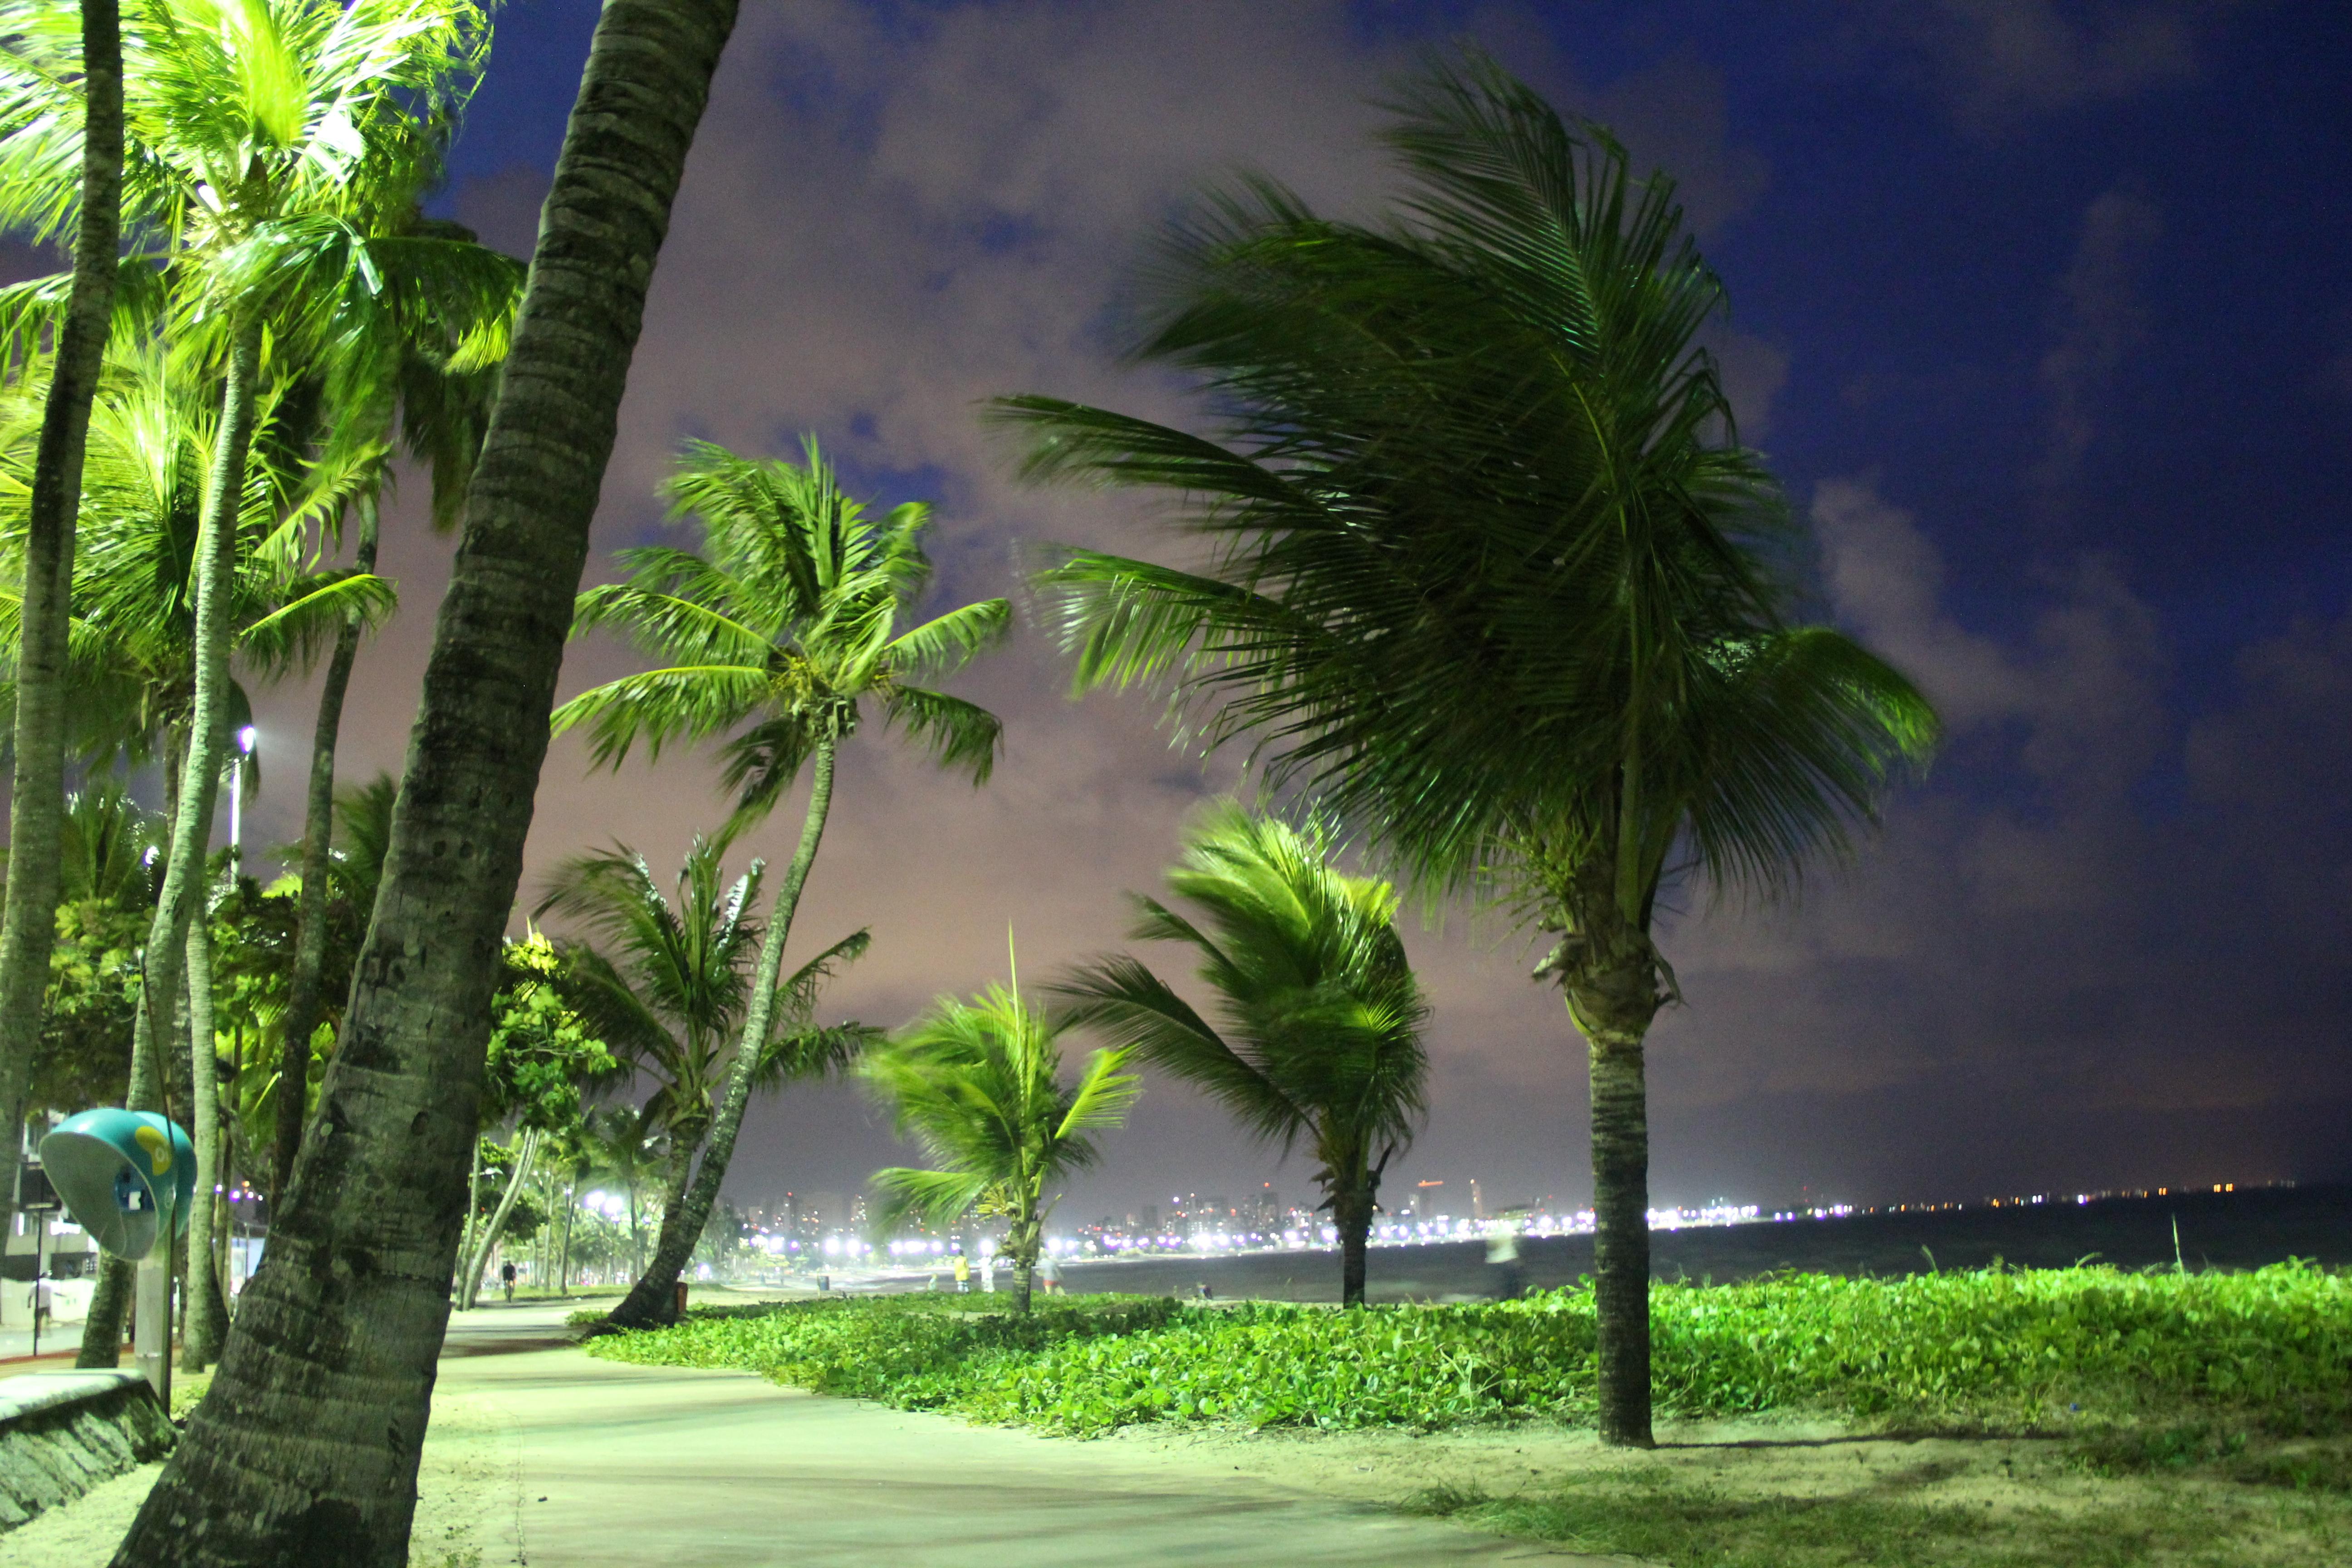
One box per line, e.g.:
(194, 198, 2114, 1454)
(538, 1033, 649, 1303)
(288, 2, 2352, 1212)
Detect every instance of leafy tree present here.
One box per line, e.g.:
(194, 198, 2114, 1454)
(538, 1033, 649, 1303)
(0, 0, 120, 1161)
(554, 436, 1008, 1328)
(454, 932, 614, 1309)
(1054, 805, 1427, 1306)
(997, 54, 1936, 1443)
(116, 4, 743, 1552)
(863, 968, 1139, 1314)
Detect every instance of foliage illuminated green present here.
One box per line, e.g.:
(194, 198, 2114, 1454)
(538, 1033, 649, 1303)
(593, 1264, 2352, 1440)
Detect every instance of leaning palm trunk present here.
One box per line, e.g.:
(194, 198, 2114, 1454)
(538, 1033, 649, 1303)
(77, 328, 257, 1376)
(111, 5, 741, 1560)
(456, 1127, 538, 1310)
(456, 1135, 482, 1294)
(0, 0, 121, 1150)
(557, 1173, 577, 1294)
(270, 498, 380, 1204)
(181, 918, 229, 1367)
(607, 743, 835, 1330)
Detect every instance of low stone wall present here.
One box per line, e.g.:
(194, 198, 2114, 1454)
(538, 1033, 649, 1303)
(0, 1372, 175, 1530)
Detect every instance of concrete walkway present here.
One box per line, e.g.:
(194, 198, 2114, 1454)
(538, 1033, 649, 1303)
(0, 1298, 1604, 1565)
(431, 1301, 1594, 1566)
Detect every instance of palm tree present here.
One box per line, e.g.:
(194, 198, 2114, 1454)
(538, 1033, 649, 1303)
(0, 0, 496, 1167)
(0, 348, 381, 1370)
(539, 834, 875, 1307)
(555, 436, 1009, 1329)
(0, 0, 121, 1156)
(579, 1104, 664, 1278)
(996, 54, 1937, 1445)
(863, 968, 1139, 1313)
(1053, 805, 1427, 1306)
(112, 2, 742, 1554)
(541, 838, 760, 1219)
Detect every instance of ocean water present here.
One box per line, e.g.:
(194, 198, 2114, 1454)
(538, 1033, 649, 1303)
(1050, 1184, 2352, 1304)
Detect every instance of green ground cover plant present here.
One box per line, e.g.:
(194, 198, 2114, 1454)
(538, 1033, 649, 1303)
(1403, 1473, 2343, 1568)
(587, 1263, 2352, 1441)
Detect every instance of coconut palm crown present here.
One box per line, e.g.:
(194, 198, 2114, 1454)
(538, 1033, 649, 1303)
(555, 436, 1009, 822)
(864, 969, 1139, 1313)
(995, 52, 1937, 1444)
(1053, 804, 1427, 1306)
(557, 437, 1009, 1332)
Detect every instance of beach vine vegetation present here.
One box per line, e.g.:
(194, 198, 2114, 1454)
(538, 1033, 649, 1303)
(591, 1263, 2352, 1442)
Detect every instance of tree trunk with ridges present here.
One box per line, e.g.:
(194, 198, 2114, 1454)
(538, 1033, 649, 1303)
(183, 917, 229, 1367)
(270, 500, 380, 1207)
(1550, 858, 1666, 1450)
(0, 0, 121, 1150)
(108, 4, 740, 1560)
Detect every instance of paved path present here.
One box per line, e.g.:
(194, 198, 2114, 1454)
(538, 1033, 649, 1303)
(431, 1303, 1595, 1567)
(0, 1298, 1605, 1565)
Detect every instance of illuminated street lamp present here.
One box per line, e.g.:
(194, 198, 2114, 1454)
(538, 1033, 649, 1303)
(228, 724, 258, 875)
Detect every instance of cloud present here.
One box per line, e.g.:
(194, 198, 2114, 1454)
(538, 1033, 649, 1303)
(2032, 189, 2163, 492)
(252, 3, 2344, 1216)
(1867, 0, 2211, 132)
(1636, 474, 2352, 1200)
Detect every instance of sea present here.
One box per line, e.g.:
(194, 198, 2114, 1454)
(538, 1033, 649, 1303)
(1046, 1184, 2352, 1304)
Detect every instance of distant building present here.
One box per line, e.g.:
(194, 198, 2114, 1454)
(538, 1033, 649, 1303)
(1413, 1180, 1444, 1220)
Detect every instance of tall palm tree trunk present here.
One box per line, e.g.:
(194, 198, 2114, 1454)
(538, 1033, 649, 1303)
(1333, 1186, 1373, 1308)
(606, 740, 835, 1330)
(1009, 1211, 1038, 1315)
(557, 1173, 577, 1294)
(182, 917, 229, 1367)
(457, 1127, 538, 1310)
(111, 7, 741, 1559)
(77, 726, 183, 1372)
(1554, 882, 1666, 1450)
(76, 327, 257, 1377)
(0, 0, 121, 1151)
(270, 496, 380, 1205)
(456, 1134, 482, 1294)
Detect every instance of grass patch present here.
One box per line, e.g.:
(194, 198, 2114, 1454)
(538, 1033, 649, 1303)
(590, 1262, 2352, 1442)
(1403, 1472, 2312, 1568)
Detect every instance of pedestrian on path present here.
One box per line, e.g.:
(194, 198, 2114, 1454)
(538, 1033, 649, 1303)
(501, 1261, 517, 1303)
(1037, 1251, 1064, 1295)
(980, 1248, 996, 1294)
(953, 1251, 970, 1292)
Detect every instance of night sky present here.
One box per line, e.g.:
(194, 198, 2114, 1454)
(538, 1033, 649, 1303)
(194, 3, 2352, 1219)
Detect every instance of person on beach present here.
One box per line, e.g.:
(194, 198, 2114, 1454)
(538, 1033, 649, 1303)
(1485, 1225, 1524, 1300)
(953, 1251, 971, 1293)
